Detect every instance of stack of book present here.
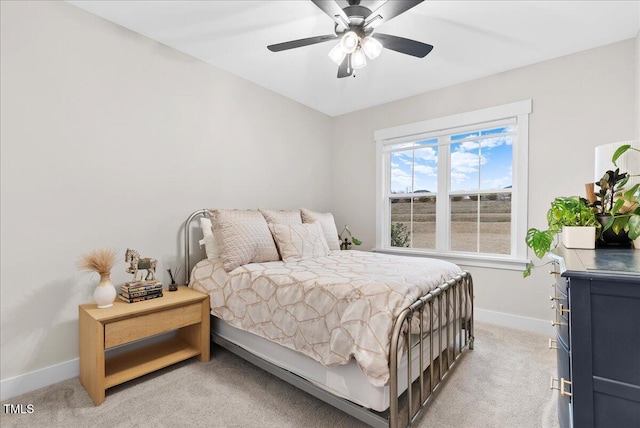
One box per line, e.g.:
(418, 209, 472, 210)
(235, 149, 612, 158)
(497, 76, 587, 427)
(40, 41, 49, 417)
(119, 280, 163, 303)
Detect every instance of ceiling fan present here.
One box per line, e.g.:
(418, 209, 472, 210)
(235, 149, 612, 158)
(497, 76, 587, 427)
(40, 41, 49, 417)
(267, 0, 433, 78)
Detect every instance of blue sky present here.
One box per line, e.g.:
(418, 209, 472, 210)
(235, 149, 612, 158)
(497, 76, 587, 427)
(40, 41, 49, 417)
(390, 127, 513, 194)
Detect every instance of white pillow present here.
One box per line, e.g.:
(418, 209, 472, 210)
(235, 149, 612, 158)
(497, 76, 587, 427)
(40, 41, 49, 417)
(269, 223, 330, 262)
(258, 208, 302, 225)
(300, 208, 340, 251)
(199, 217, 219, 260)
(211, 209, 280, 271)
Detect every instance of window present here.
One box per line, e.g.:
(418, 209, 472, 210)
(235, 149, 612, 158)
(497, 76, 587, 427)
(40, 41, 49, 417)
(375, 100, 531, 270)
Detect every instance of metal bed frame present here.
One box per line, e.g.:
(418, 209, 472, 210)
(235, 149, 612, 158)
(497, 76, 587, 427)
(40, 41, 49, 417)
(184, 209, 474, 428)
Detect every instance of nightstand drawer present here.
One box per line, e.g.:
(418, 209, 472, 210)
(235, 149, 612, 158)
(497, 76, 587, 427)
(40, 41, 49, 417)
(105, 303, 202, 348)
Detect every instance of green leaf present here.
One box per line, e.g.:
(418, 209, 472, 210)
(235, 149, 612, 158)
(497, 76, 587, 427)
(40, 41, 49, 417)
(525, 228, 554, 259)
(627, 215, 640, 240)
(611, 198, 625, 215)
(612, 144, 631, 167)
(352, 238, 362, 246)
(522, 262, 533, 278)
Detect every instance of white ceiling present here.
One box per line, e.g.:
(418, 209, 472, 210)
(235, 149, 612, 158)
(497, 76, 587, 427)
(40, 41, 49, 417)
(68, 1, 639, 117)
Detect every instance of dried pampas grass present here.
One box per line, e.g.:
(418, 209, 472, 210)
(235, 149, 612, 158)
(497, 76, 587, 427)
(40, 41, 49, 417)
(78, 248, 118, 275)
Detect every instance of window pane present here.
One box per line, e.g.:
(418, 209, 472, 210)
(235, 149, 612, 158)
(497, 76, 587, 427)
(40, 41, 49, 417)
(390, 144, 438, 194)
(413, 146, 438, 193)
(390, 151, 413, 194)
(479, 193, 511, 254)
(479, 135, 513, 191)
(410, 196, 436, 249)
(450, 193, 512, 254)
(450, 140, 481, 192)
(390, 197, 412, 247)
(450, 196, 478, 252)
(450, 130, 513, 193)
(389, 196, 436, 249)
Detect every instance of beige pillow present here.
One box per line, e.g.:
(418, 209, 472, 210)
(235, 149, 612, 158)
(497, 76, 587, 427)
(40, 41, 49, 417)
(269, 223, 330, 262)
(258, 208, 302, 225)
(210, 209, 280, 271)
(300, 208, 340, 251)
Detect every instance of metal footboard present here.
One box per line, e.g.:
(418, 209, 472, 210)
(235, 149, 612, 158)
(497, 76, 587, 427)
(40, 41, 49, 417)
(183, 209, 474, 428)
(389, 271, 474, 428)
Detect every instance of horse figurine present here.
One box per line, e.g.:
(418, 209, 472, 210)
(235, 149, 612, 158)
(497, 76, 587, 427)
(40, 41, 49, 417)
(125, 248, 157, 282)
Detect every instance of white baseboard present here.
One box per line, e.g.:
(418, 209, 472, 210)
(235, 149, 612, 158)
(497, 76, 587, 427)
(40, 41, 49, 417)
(1, 358, 79, 402)
(1, 331, 177, 402)
(1, 312, 551, 401)
(474, 308, 554, 337)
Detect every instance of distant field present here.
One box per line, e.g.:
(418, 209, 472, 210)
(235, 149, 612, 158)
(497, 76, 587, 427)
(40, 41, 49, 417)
(390, 199, 511, 254)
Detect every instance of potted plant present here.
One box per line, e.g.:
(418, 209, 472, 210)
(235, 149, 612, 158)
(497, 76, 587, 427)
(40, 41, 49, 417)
(338, 225, 361, 250)
(592, 144, 640, 244)
(524, 196, 599, 277)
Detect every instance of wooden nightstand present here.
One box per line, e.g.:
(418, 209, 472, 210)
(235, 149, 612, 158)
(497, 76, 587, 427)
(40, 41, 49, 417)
(79, 286, 210, 406)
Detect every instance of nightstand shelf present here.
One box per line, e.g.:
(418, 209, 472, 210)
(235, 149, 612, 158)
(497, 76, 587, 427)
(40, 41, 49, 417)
(105, 337, 201, 388)
(79, 286, 210, 405)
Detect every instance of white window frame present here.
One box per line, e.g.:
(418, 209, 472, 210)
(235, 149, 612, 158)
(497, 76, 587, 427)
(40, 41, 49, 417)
(374, 100, 532, 270)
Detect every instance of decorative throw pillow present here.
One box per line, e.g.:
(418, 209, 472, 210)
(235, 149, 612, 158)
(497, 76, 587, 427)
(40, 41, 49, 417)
(199, 216, 219, 260)
(300, 208, 341, 251)
(269, 223, 330, 262)
(258, 208, 302, 225)
(210, 209, 280, 271)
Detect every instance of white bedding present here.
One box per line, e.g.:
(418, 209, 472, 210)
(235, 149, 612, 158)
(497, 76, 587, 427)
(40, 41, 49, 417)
(189, 250, 464, 387)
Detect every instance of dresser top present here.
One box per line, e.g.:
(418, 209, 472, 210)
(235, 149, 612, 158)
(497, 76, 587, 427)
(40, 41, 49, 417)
(550, 246, 640, 281)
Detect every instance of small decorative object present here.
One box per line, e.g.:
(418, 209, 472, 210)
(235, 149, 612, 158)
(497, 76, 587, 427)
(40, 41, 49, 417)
(167, 267, 181, 292)
(125, 248, 157, 282)
(78, 248, 119, 309)
(338, 225, 362, 250)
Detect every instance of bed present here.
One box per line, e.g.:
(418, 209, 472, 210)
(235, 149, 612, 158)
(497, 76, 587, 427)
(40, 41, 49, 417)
(184, 208, 474, 428)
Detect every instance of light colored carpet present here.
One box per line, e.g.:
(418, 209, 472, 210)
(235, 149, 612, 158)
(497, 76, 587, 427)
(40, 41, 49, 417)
(1, 322, 559, 428)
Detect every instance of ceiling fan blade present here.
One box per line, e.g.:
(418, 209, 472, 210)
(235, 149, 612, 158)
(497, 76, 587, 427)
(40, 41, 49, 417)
(267, 34, 338, 52)
(364, 0, 424, 30)
(311, 0, 351, 29)
(374, 33, 433, 58)
(337, 54, 352, 78)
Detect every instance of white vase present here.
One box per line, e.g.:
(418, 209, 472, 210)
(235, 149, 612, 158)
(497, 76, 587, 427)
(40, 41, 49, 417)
(562, 226, 596, 249)
(94, 273, 116, 308)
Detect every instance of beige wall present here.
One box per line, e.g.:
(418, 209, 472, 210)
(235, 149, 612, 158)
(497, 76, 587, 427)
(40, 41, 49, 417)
(330, 38, 638, 324)
(0, 1, 332, 381)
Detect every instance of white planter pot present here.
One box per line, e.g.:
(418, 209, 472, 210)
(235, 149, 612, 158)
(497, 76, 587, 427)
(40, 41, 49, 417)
(634, 237, 640, 249)
(562, 226, 596, 249)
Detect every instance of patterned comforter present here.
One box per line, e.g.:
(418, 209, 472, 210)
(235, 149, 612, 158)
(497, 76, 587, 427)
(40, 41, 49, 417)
(189, 250, 464, 387)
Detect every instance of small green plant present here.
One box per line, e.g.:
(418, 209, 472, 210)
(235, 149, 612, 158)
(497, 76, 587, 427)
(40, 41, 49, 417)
(390, 222, 411, 247)
(524, 196, 599, 277)
(338, 225, 361, 250)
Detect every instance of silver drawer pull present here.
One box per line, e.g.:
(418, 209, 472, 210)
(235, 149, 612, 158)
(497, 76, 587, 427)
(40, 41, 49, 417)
(550, 377, 572, 397)
(548, 338, 558, 349)
(549, 270, 560, 275)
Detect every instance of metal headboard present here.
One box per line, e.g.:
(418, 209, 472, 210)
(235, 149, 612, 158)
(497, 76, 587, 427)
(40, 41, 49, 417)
(184, 209, 209, 284)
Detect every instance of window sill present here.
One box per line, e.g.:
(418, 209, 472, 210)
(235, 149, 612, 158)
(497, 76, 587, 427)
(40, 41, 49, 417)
(372, 247, 530, 271)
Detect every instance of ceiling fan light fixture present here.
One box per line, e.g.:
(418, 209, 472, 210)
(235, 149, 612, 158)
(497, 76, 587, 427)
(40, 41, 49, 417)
(328, 43, 346, 65)
(340, 31, 359, 54)
(361, 36, 383, 60)
(351, 48, 367, 69)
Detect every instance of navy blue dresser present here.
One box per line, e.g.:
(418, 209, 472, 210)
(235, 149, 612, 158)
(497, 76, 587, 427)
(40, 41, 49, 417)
(549, 247, 640, 428)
